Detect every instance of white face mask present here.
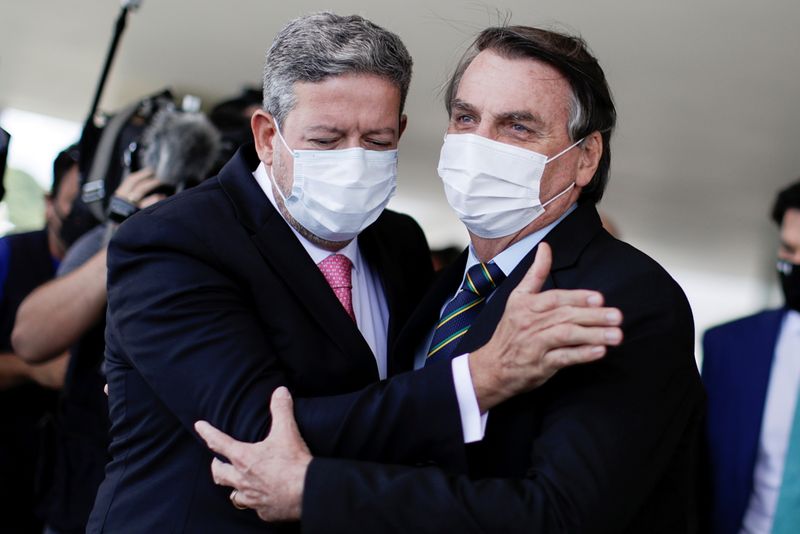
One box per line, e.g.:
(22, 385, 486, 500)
(269, 124, 398, 242)
(437, 133, 583, 239)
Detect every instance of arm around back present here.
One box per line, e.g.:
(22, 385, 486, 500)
(106, 201, 467, 467)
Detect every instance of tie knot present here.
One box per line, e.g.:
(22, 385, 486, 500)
(463, 262, 505, 297)
(318, 254, 353, 289)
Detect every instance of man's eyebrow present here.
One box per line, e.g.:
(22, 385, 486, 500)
(450, 99, 479, 115)
(451, 100, 547, 128)
(495, 110, 546, 127)
(304, 125, 345, 134)
(303, 126, 397, 136)
(362, 127, 397, 136)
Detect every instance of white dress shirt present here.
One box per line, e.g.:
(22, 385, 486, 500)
(740, 310, 800, 534)
(413, 204, 577, 442)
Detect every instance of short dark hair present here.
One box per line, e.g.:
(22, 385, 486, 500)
(209, 88, 262, 131)
(52, 143, 79, 197)
(771, 180, 800, 226)
(444, 26, 617, 204)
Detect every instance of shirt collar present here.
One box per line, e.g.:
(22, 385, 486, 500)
(464, 203, 577, 278)
(253, 162, 361, 270)
(784, 309, 800, 336)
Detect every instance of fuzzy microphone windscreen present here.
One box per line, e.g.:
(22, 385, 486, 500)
(141, 110, 221, 187)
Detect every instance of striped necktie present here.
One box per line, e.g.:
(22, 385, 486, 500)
(773, 385, 800, 533)
(426, 261, 505, 365)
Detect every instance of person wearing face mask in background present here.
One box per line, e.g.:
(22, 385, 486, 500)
(93, 14, 625, 533)
(703, 180, 800, 534)
(195, 24, 705, 533)
(0, 145, 78, 533)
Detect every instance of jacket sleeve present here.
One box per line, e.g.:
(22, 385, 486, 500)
(300, 273, 705, 533)
(106, 208, 464, 467)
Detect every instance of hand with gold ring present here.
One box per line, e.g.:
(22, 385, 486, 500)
(229, 489, 248, 510)
(195, 387, 311, 522)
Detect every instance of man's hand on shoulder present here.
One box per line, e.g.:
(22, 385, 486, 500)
(470, 242, 624, 412)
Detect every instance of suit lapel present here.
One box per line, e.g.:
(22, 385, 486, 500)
(451, 204, 604, 356)
(217, 145, 378, 375)
(391, 251, 469, 373)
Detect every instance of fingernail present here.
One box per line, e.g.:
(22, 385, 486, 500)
(605, 329, 621, 342)
(587, 294, 602, 306)
(591, 346, 605, 356)
(606, 311, 621, 322)
(274, 386, 289, 399)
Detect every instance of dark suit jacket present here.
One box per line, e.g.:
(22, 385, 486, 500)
(702, 308, 787, 534)
(88, 145, 467, 533)
(303, 204, 706, 533)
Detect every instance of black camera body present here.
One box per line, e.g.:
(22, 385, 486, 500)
(71, 91, 220, 234)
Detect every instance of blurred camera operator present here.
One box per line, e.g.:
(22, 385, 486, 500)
(12, 168, 166, 364)
(10, 168, 167, 534)
(11, 107, 219, 534)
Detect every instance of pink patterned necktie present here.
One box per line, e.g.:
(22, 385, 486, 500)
(317, 254, 355, 322)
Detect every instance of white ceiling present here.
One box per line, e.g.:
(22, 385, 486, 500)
(3, 0, 800, 330)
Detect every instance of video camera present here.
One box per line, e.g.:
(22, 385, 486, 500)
(62, 92, 221, 245)
(61, 1, 220, 246)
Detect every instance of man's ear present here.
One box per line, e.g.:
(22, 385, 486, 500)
(575, 131, 603, 188)
(252, 110, 277, 165)
(398, 114, 408, 140)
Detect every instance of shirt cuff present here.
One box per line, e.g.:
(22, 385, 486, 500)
(451, 353, 488, 443)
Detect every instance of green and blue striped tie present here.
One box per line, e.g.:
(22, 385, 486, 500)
(426, 261, 505, 365)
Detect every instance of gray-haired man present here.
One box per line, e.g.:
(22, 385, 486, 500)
(89, 14, 622, 533)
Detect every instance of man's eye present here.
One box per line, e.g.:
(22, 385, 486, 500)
(367, 139, 392, 148)
(511, 123, 531, 133)
(455, 114, 475, 124)
(310, 139, 336, 147)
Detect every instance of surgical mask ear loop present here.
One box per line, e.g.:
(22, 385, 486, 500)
(540, 137, 584, 208)
(545, 137, 584, 164)
(267, 121, 296, 202)
(273, 121, 295, 156)
(542, 182, 575, 208)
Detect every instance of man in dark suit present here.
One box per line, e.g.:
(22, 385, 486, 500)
(703, 181, 800, 534)
(90, 14, 622, 533)
(198, 24, 706, 533)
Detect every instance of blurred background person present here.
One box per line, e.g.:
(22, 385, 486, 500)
(12, 106, 219, 534)
(703, 180, 800, 534)
(0, 144, 79, 533)
(429, 245, 461, 272)
(208, 87, 262, 175)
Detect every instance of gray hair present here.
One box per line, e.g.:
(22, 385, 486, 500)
(263, 12, 413, 127)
